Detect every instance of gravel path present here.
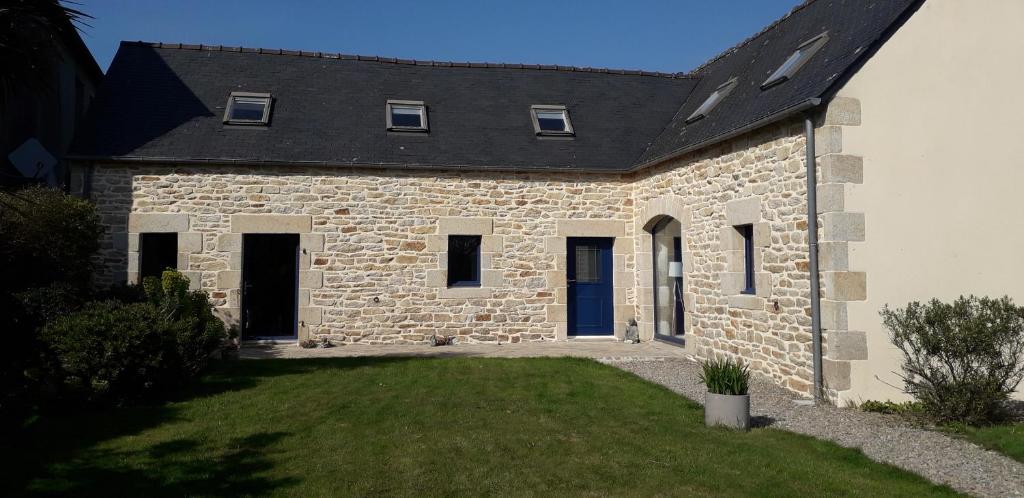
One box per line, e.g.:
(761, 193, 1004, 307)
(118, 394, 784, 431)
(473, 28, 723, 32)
(606, 357, 1024, 498)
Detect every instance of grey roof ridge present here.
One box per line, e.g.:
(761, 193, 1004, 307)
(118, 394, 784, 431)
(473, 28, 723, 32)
(119, 41, 696, 79)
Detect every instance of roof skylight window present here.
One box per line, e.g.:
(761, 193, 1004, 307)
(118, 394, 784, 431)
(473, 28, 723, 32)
(223, 92, 272, 125)
(685, 78, 737, 124)
(386, 100, 428, 132)
(530, 105, 574, 136)
(761, 32, 829, 90)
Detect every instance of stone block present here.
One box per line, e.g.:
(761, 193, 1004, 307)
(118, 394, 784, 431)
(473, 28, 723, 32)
(298, 289, 310, 306)
(228, 251, 242, 270)
(299, 307, 322, 326)
(426, 269, 446, 288)
(719, 272, 746, 295)
(127, 252, 139, 273)
(546, 304, 567, 322)
(231, 214, 311, 233)
(480, 235, 503, 253)
(214, 307, 241, 328)
(822, 359, 851, 391)
(300, 233, 325, 252)
(826, 330, 868, 361)
(725, 250, 745, 272)
(178, 232, 203, 253)
(824, 272, 867, 301)
(754, 272, 772, 298)
(816, 183, 845, 214)
(819, 242, 848, 271)
(814, 126, 843, 156)
(181, 271, 201, 290)
(217, 233, 242, 252)
(128, 213, 189, 233)
(819, 154, 863, 184)
(820, 300, 848, 330)
(481, 269, 503, 287)
(614, 270, 634, 288)
(176, 252, 189, 270)
(438, 217, 493, 235)
(728, 294, 764, 310)
(299, 270, 323, 289)
(726, 196, 761, 226)
(438, 287, 491, 299)
(127, 233, 140, 252)
(425, 235, 446, 252)
(821, 212, 865, 242)
(720, 226, 744, 250)
(544, 236, 566, 254)
(753, 222, 771, 247)
(823, 97, 861, 126)
(545, 270, 566, 287)
(217, 270, 241, 289)
(556, 219, 626, 237)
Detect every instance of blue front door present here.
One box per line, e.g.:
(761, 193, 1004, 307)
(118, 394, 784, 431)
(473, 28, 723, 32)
(567, 237, 614, 336)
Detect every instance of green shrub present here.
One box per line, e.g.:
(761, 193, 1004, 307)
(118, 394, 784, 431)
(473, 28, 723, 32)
(699, 358, 750, 396)
(881, 296, 1024, 425)
(39, 270, 226, 405)
(0, 187, 102, 426)
(40, 301, 173, 403)
(860, 400, 925, 417)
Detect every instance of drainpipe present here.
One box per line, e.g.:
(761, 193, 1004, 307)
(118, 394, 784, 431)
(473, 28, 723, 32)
(804, 111, 823, 402)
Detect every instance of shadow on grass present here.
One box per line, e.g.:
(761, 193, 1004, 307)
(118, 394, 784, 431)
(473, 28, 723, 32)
(19, 432, 296, 497)
(0, 356, 434, 496)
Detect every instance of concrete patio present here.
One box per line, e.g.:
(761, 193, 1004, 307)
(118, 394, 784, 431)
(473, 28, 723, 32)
(239, 338, 691, 361)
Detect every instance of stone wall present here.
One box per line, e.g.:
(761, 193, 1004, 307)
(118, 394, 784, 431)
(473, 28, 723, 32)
(629, 118, 818, 393)
(87, 117, 838, 396)
(89, 166, 635, 344)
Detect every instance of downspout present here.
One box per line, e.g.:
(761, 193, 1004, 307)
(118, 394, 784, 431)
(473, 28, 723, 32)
(804, 111, 823, 402)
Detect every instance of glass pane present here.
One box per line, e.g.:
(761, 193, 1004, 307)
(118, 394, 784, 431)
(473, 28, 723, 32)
(447, 235, 481, 286)
(391, 106, 423, 128)
(653, 218, 683, 336)
(536, 111, 567, 131)
(575, 245, 601, 283)
(230, 97, 267, 121)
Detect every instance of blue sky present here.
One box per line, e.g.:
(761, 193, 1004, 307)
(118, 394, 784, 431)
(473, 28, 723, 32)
(75, 0, 799, 73)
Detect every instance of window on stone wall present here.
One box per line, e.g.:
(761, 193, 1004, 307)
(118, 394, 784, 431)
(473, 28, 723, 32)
(447, 235, 481, 287)
(140, 232, 178, 280)
(737, 224, 755, 294)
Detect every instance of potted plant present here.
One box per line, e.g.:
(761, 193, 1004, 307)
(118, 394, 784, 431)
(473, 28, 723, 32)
(699, 357, 751, 430)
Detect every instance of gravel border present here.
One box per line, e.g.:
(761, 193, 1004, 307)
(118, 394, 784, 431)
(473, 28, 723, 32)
(605, 357, 1024, 498)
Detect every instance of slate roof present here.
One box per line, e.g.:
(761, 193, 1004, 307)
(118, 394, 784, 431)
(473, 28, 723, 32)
(72, 0, 921, 172)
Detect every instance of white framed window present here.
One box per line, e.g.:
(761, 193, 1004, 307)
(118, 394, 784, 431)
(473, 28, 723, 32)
(761, 32, 829, 90)
(386, 100, 428, 132)
(223, 92, 272, 125)
(685, 78, 738, 124)
(530, 105, 574, 136)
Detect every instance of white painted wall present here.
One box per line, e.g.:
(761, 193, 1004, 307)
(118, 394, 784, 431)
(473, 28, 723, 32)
(836, 0, 1024, 401)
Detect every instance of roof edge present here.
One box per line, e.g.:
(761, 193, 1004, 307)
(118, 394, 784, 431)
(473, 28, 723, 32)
(119, 41, 695, 79)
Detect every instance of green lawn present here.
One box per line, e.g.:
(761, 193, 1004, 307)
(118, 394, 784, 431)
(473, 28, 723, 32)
(2, 357, 959, 497)
(953, 422, 1024, 463)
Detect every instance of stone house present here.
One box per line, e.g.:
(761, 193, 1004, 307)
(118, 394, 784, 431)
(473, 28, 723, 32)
(69, 0, 1024, 403)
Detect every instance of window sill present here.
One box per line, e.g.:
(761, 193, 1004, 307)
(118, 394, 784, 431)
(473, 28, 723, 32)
(387, 127, 429, 133)
(438, 286, 492, 299)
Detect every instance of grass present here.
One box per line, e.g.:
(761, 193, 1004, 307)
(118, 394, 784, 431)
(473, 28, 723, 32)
(950, 422, 1024, 464)
(1, 357, 960, 497)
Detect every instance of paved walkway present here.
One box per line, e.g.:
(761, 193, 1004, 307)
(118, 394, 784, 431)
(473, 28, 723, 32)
(239, 339, 690, 360)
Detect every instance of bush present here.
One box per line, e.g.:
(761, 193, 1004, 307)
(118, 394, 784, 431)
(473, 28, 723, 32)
(0, 186, 102, 425)
(860, 400, 924, 417)
(881, 296, 1024, 425)
(39, 270, 226, 405)
(699, 358, 750, 396)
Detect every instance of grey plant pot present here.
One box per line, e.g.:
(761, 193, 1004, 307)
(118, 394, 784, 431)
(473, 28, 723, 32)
(704, 392, 751, 430)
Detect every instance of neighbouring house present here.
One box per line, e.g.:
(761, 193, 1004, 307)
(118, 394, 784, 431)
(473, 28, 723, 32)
(1, 13, 102, 187)
(68, 0, 1024, 403)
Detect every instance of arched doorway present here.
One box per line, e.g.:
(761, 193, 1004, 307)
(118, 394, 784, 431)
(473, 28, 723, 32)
(648, 216, 685, 343)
